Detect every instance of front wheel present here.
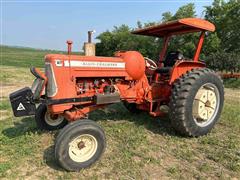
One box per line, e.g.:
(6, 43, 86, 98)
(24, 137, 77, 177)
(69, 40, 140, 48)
(35, 104, 68, 130)
(55, 120, 106, 171)
(169, 68, 224, 137)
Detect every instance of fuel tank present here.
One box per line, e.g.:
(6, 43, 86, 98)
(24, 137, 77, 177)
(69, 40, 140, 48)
(115, 51, 146, 80)
(45, 51, 146, 81)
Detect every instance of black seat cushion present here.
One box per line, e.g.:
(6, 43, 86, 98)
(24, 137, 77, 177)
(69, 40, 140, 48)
(155, 67, 171, 74)
(164, 51, 183, 67)
(155, 51, 183, 74)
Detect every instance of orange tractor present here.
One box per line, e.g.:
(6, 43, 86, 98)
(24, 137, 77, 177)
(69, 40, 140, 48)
(10, 18, 224, 171)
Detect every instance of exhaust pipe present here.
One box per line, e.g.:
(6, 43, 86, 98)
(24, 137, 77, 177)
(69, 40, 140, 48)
(84, 30, 96, 56)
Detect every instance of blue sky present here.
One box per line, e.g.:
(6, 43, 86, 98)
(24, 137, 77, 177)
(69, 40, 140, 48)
(2, 0, 213, 51)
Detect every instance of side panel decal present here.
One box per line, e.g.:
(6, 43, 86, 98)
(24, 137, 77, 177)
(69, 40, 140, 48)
(64, 60, 125, 68)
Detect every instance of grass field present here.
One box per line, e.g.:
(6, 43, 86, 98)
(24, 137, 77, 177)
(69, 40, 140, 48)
(0, 45, 240, 179)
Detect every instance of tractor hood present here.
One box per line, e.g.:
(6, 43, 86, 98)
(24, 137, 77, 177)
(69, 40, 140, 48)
(44, 51, 146, 80)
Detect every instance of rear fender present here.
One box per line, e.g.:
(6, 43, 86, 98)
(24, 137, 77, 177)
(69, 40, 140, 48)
(169, 60, 205, 85)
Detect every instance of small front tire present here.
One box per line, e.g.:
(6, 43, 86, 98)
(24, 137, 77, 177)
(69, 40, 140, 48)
(55, 119, 106, 171)
(35, 104, 68, 130)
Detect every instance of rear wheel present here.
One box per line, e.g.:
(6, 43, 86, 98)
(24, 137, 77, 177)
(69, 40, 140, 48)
(55, 120, 106, 171)
(35, 104, 68, 130)
(169, 68, 224, 137)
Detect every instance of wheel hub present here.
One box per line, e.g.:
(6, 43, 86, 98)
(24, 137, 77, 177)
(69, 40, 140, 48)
(44, 113, 64, 126)
(68, 134, 98, 163)
(77, 141, 86, 150)
(193, 84, 219, 127)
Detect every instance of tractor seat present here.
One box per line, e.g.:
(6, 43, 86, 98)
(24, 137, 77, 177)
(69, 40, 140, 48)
(155, 67, 171, 73)
(156, 51, 184, 74)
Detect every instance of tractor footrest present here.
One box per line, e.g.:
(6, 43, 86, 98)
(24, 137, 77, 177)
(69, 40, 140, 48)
(94, 93, 120, 105)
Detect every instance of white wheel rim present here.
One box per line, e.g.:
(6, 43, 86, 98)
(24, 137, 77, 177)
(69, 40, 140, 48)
(44, 113, 64, 126)
(68, 134, 98, 163)
(192, 83, 220, 127)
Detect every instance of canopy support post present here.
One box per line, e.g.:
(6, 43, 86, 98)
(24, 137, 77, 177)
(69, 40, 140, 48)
(193, 31, 205, 62)
(158, 35, 171, 67)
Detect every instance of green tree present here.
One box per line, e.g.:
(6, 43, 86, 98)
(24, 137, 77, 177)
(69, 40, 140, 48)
(173, 3, 196, 19)
(205, 0, 240, 52)
(96, 1, 240, 73)
(206, 51, 240, 73)
(161, 3, 198, 58)
(96, 25, 161, 59)
(204, 0, 240, 72)
(96, 3, 198, 59)
(161, 3, 196, 22)
(161, 12, 172, 22)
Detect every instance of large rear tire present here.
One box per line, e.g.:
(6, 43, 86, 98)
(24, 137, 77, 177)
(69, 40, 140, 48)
(35, 104, 68, 130)
(55, 120, 106, 171)
(169, 68, 224, 137)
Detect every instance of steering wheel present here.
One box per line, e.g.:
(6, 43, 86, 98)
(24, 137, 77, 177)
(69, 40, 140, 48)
(144, 57, 158, 70)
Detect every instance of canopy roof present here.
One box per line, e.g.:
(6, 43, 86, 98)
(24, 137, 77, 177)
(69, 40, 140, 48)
(132, 18, 215, 37)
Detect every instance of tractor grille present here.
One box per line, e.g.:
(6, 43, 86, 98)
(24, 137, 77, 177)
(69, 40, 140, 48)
(45, 63, 57, 97)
